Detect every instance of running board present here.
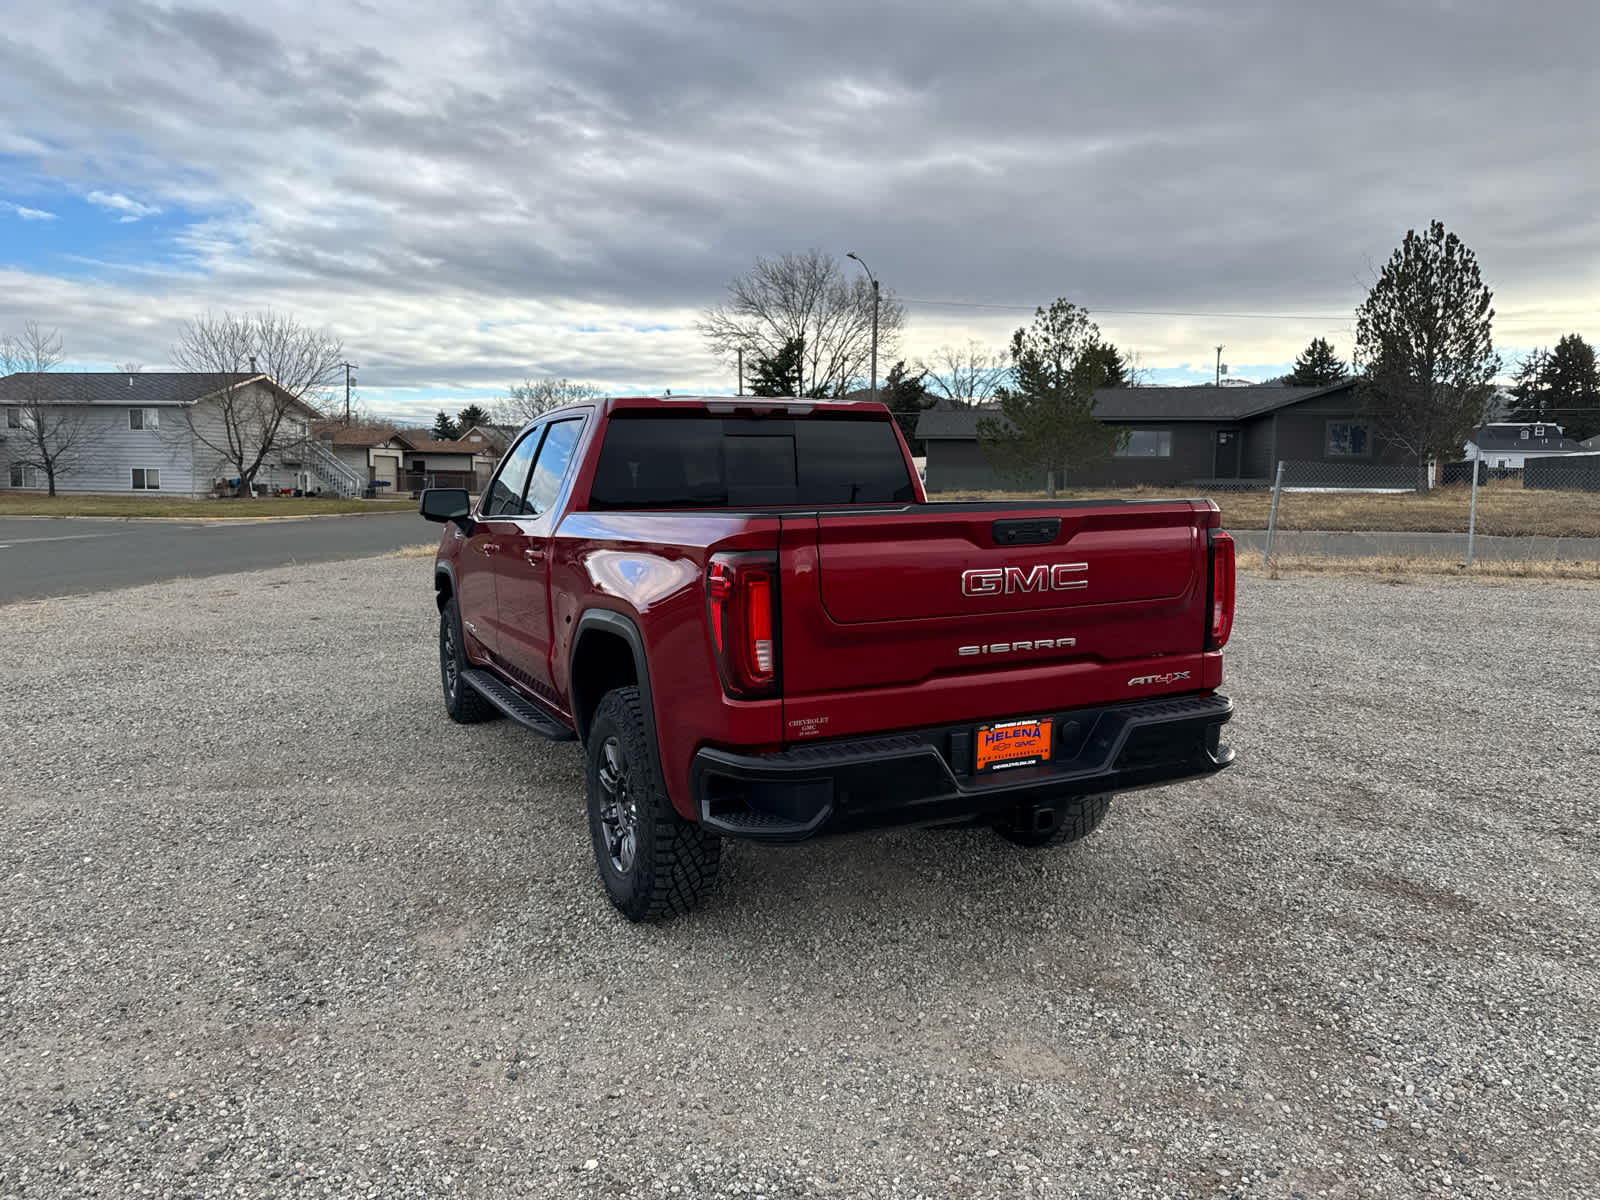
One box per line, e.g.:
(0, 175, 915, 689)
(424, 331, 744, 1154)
(459, 669, 576, 741)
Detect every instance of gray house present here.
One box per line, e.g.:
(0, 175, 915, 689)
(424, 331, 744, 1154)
(0, 372, 364, 497)
(1465, 422, 1589, 469)
(914, 380, 1413, 491)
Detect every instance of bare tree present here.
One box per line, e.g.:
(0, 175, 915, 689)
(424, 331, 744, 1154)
(699, 250, 906, 397)
(115, 361, 143, 374)
(170, 310, 344, 497)
(918, 340, 1009, 406)
(1, 322, 101, 496)
(503, 377, 601, 422)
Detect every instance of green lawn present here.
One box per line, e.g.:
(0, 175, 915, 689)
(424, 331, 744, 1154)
(0, 494, 418, 518)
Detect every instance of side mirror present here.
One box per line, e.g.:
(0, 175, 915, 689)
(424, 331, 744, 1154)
(419, 488, 472, 526)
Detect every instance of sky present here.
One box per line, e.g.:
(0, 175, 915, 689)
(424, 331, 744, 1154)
(1, 0, 1596, 424)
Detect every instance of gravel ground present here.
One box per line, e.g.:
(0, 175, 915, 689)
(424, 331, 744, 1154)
(1, 558, 1596, 1199)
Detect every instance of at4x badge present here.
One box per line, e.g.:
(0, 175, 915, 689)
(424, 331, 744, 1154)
(1128, 670, 1191, 687)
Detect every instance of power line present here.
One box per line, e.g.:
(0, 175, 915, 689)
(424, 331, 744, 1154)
(898, 296, 1351, 321)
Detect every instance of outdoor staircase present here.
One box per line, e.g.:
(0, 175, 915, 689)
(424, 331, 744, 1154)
(300, 438, 366, 498)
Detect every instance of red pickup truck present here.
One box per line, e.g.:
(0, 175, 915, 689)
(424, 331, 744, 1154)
(421, 395, 1235, 921)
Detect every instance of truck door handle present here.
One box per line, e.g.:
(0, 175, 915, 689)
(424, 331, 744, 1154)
(481, 542, 499, 556)
(524, 548, 545, 564)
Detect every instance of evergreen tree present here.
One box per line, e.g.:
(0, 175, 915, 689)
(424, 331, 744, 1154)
(1355, 220, 1499, 466)
(747, 338, 828, 396)
(878, 360, 932, 451)
(1285, 337, 1346, 387)
(456, 403, 491, 430)
(1510, 335, 1598, 441)
(430, 409, 459, 439)
(977, 300, 1125, 497)
(1082, 340, 1127, 387)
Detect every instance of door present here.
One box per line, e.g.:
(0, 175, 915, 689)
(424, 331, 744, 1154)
(1213, 428, 1241, 479)
(493, 417, 587, 701)
(371, 452, 400, 491)
(456, 429, 543, 660)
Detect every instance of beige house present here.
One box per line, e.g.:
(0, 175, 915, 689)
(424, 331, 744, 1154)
(312, 422, 408, 493)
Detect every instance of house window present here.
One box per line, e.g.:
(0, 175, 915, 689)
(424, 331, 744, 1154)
(5, 407, 19, 429)
(131, 467, 161, 490)
(129, 408, 159, 430)
(1325, 422, 1370, 457)
(9, 463, 39, 488)
(1533, 425, 1545, 438)
(1519, 428, 1530, 440)
(1114, 430, 1173, 458)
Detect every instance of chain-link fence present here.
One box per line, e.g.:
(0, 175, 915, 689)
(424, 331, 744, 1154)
(1253, 456, 1600, 567)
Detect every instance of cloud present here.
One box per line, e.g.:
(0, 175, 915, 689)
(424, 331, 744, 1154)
(2, 201, 57, 221)
(86, 190, 162, 221)
(0, 0, 1593, 413)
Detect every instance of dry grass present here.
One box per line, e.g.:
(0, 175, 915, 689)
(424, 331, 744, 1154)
(1235, 549, 1600, 585)
(0, 494, 417, 518)
(930, 479, 1600, 538)
(383, 543, 442, 559)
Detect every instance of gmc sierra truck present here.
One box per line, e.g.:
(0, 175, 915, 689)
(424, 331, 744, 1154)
(421, 395, 1235, 921)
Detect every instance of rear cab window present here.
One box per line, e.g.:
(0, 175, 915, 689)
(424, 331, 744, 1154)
(587, 414, 915, 508)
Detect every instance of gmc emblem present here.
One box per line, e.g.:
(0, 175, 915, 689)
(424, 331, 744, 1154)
(962, 562, 1088, 597)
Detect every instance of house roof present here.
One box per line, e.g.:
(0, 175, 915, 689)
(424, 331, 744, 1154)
(459, 423, 518, 445)
(916, 380, 1355, 439)
(392, 429, 479, 454)
(1469, 423, 1585, 454)
(0, 371, 269, 407)
(312, 421, 399, 447)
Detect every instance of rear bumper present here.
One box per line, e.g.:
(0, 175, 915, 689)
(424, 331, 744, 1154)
(690, 692, 1234, 841)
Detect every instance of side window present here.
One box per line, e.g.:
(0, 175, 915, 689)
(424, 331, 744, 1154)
(525, 419, 584, 516)
(482, 429, 542, 517)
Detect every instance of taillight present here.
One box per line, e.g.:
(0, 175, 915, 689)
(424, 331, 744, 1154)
(1207, 529, 1235, 650)
(707, 553, 780, 698)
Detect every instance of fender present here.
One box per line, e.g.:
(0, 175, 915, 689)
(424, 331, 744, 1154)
(569, 608, 659, 770)
(433, 558, 457, 609)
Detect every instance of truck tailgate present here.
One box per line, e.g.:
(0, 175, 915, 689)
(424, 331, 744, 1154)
(778, 501, 1216, 739)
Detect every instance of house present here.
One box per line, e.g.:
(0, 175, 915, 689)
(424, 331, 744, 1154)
(1465, 422, 1589, 470)
(312, 421, 408, 492)
(913, 379, 1404, 491)
(457, 423, 519, 459)
(0, 372, 364, 497)
(390, 429, 496, 493)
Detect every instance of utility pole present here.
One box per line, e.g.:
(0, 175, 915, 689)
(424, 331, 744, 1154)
(847, 252, 880, 402)
(1215, 346, 1224, 388)
(340, 361, 358, 423)
(737, 347, 743, 396)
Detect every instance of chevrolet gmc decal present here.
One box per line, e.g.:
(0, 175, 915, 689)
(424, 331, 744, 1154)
(961, 562, 1088, 596)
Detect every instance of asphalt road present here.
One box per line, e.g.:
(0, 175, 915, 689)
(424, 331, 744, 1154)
(0, 513, 436, 604)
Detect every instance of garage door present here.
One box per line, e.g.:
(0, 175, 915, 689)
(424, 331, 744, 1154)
(372, 453, 400, 489)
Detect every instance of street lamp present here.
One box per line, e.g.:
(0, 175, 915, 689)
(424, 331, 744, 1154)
(846, 252, 880, 402)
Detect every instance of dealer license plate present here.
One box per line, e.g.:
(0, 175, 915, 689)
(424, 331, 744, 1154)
(976, 718, 1052, 772)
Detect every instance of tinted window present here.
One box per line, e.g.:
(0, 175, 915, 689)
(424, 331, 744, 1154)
(482, 430, 541, 516)
(526, 419, 584, 516)
(588, 415, 914, 508)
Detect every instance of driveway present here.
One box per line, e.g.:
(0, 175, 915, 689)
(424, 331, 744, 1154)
(0, 512, 435, 604)
(1, 560, 1595, 1196)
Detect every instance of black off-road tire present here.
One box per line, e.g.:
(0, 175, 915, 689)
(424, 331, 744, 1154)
(586, 686, 721, 922)
(992, 793, 1112, 848)
(439, 597, 499, 724)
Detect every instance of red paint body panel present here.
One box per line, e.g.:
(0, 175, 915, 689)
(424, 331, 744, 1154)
(434, 395, 1229, 823)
